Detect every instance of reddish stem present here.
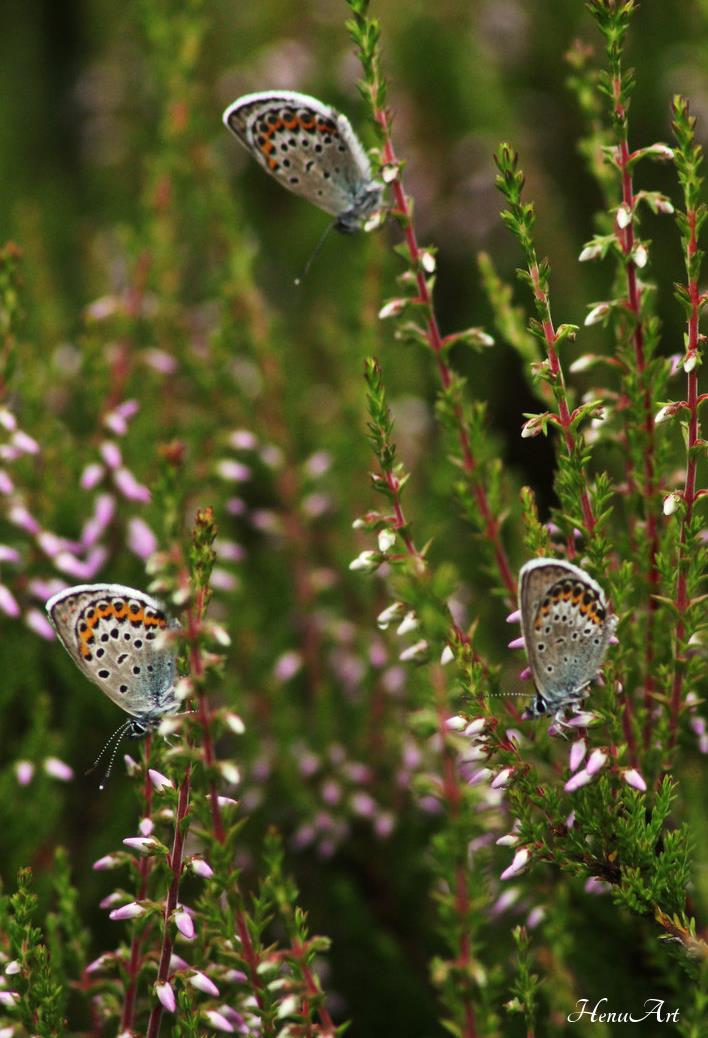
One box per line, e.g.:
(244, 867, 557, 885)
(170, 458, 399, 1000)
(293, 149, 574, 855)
(614, 101, 660, 748)
(668, 209, 702, 749)
(121, 736, 154, 1033)
(376, 111, 516, 599)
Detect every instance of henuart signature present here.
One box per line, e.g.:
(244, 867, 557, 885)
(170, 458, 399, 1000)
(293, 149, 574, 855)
(568, 998, 680, 1024)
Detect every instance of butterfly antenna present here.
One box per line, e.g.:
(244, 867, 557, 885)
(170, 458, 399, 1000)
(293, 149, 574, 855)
(294, 220, 337, 286)
(85, 720, 131, 789)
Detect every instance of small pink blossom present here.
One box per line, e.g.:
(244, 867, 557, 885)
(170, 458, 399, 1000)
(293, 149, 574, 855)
(127, 517, 158, 560)
(100, 441, 122, 469)
(350, 792, 377, 818)
(0, 585, 20, 618)
(0, 992, 19, 1008)
(109, 901, 146, 921)
(518, 666, 532, 680)
(0, 408, 17, 431)
(564, 769, 593, 792)
(85, 953, 111, 974)
(0, 545, 20, 564)
(467, 767, 493, 786)
(144, 348, 177, 374)
(123, 836, 157, 853)
(204, 1010, 234, 1033)
(490, 887, 521, 916)
(491, 767, 513, 789)
(445, 715, 467, 732)
(622, 768, 647, 792)
(80, 463, 105, 490)
(526, 907, 546, 928)
(155, 981, 176, 1013)
(216, 460, 251, 482)
(0, 469, 15, 494)
(43, 757, 74, 781)
(273, 650, 302, 682)
(99, 892, 123, 910)
(114, 468, 151, 503)
(174, 909, 195, 939)
(584, 876, 611, 895)
(8, 505, 40, 535)
(93, 854, 121, 870)
(586, 749, 608, 775)
(229, 429, 258, 450)
(15, 760, 34, 786)
(506, 609, 521, 623)
(500, 847, 530, 881)
(26, 609, 56, 640)
(374, 811, 395, 838)
(190, 857, 214, 879)
(189, 971, 220, 996)
(507, 636, 525, 650)
(569, 739, 587, 773)
(148, 768, 174, 791)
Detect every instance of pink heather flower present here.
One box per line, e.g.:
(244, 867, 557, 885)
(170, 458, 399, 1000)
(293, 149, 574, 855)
(215, 539, 245, 562)
(564, 769, 593, 793)
(99, 892, 123, 910)
(224, 712, 246, 735)
(585, 876, 611, 895)
(123, 836, 157, 854)
(93, 854, 120, 870)
(501, 847, 530, 881)
(321, 779, 342, 805)
(43, 757, 74, 781)
(464, 718, 486, 737)
(622, 768, 647, 793)
(374, 811, 395, 838)
(85, 953, 111, 974)
(586, 748, 608, 776)
(189, 971, 220, 997)
(350, 792, 377, 818)
(506, 609, 521, 623)
(149, 768, 174, 791)
(155, 981, 176, 1014)
(565, 711, 598, 728)
(496, 832, 519, 847)
(0, 470, 14, 494)
(226, 497, 246, 516)
(8, 505, 40, 535)
(109, 902, 146, 921)
(204, 1010, 234, 1033)
(260, 444, 283, 469)
(174, 910, 195, 939)
(127, 517, 158, 560)
(0, 545, 20, 564)
(507, 635, 525, 650)
(490, 887, 521, 916)
(526, 907, 546, 929)
(211, 568, 239, 592)
(138, 813, 153, 838)
(80, 462, 105, 490)
(273, 650, 302, 682)
(569, 739, 587, 773)
(518, 666, 532, 680)
(0, 585, 20, 618)
(190, 857, 214, 879)
(100, 441, 122, 469)
(144, 348, 177, 374)
(305, 450, 332, 477)
(445, 715, 467, 732)
(15, 760, 34, 786)
(229, 429, 258, 450)
(216, 460, 251, 482)
(467, 767, 493, 786)
(54, 546, 108, 580)
(491, 768, 513, 789)
(169, 953, 190, 972)
(114, 467, 151, 503)
(11, 430, 40, 455)
(0, 993, 19, 1008)
(0, 408, 17, 431)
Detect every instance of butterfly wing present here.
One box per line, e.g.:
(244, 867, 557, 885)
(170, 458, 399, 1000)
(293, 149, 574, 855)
(519, 559, 613, 704)
(223, 90, 378, 222)
(46, 583, 179, 720)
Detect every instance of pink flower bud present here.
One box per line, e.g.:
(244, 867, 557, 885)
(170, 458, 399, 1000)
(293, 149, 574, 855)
(273, 650, 302, 682)
(109, 901, 146, 921)
(114, 468, 151, 503)
(564, 769, 593, 792)
(15, 760, 34, 786)
(149, 768, 174, 791)
(123, 836, 158, 853)
(26, 608, 56, 640)
(216, 460, 251, 482)
(500, 847, 530, 881)
(85, 954, 112, 974)
(144, 348, 177, 374)
(174, 910, 195, 939)
(586, 749, 608, 775)
(139, 817, 154, 836)
(155, 981, 176, 1013)
(506, 609, 521, 623)
(526, 907, 546, 928)
(491, 767, 513, 789)
(445, 715, 467, 732)
(350, 792, 377, 818)
(8, 505, 40, 535)
(569, 739, 587, 773)
(189, 971, 220, 996)
(190, 857, 214, 879)
(622, 768, 647, 792)
(93, 854, 121, 871)
(0, 585, 20, 618)
(43, 757, 74, 781)
(507, 636, 525, 650)
(80, 463, 105, 490)
(584, 876, 611, 895)
(128, 518, 158, 560)
(204, 1011, 234, 1033)
(100, 441, 122, 469)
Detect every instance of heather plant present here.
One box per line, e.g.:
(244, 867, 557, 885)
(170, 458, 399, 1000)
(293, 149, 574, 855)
(0, 1, 707, 1037)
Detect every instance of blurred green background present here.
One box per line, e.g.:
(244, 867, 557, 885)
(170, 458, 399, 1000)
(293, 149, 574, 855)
(1, 2, 707, 1035)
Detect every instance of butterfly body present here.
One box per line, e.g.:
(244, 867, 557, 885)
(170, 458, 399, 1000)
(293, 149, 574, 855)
(223, 90, 383, 232)
(46, 583, 180, 736)
(518, 558, 616, 722)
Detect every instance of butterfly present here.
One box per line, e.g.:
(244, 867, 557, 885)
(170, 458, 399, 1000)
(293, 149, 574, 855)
(46, 584, 181, 783)
(518, 558, 616, 723)
(222, 90, 384, 233)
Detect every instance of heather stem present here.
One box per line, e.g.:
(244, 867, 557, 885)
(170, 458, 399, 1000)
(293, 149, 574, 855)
(121, 735, 154, 1034)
